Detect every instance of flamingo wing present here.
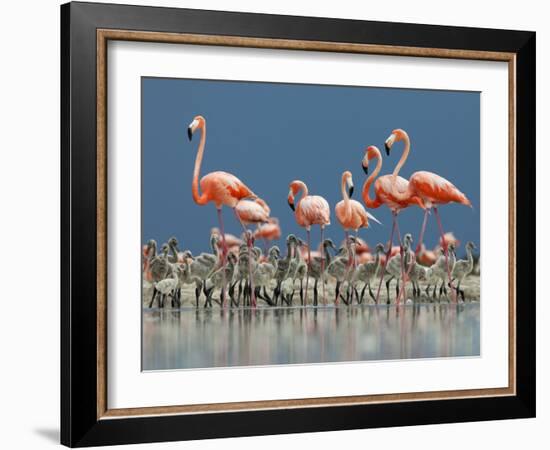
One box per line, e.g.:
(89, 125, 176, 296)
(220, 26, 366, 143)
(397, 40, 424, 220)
(201, 171, 256, 207)
(376, 175, 414, 210)
(411, 171, 471, 206)
(299, 195, 331, 226)
(351, 200, 382, 227)
(255, 222, 281, 240)
(349, 199, 382, 228)
(235, 199, 269, 224)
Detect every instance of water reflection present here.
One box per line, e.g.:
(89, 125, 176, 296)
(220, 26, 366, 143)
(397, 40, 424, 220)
(142, 303, 480, 370)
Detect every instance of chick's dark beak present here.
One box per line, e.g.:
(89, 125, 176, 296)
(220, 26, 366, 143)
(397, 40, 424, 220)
(288, 199, 295, 211)
(187, 127, 193, 141)
(348, 185, 354, 198)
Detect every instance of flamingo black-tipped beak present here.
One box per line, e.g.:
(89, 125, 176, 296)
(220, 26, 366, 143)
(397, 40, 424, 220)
(187, 127, 193, 141)
(288, 199, 295, 211)
(362, 164, 368, 175)
(384, 143, 391, 156)
(348, 185, 354, 198)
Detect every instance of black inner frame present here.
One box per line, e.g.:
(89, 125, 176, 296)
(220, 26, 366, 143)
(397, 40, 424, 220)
(61, 2, 535, 447)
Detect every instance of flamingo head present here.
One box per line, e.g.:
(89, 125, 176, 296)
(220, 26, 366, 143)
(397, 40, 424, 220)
(374, 243, 385, 254)
(384, 129, 407, 156)
(322, 238, 337, 251)
(287, 192, 295, 211)
(362, 146, 380, 175)
(286, 234, 298, 245)
(187, 115, 205, 140)
(168, 236, 179, 248)
(287, 181, 301, 211)
(343, 170, 354, 198)
(466, 241, 477, 251)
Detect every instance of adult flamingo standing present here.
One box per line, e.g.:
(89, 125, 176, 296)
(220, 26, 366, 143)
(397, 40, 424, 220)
(188, 115, 258, 307)
(384, 128, 471, 303)
(288, 180, 331, 305)
(361, 145, 425, 304)
(335, 171, 380, 267)
(234, 197, 271, 307)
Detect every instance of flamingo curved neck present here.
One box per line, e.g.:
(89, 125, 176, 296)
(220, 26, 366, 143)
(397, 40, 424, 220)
(466, 247, 474, 267)
(391, 132, 410, 182)
(286, 240, 293, 259)
(192, 124, 209, 205)
(295, 181, 308, 206)
(323, 244, 333, 267)
(210, 237, 218, 255)
(362, 152, 382, 208)
(390, 133, 414, 202)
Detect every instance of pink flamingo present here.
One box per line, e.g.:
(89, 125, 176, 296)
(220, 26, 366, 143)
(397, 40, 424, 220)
(384, 128, 471, 303)
(188, 115, 258, 307)
(210, 228, 243, 249)
(288, 180, 330, 305)
(361, 145, 425, 304)
(234, 197, 271, 306)
(335, 171, 380, 267)
(254, 217, 282, 255)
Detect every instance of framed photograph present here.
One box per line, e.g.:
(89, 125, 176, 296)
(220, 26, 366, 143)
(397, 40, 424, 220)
(61, 1, 535, 447)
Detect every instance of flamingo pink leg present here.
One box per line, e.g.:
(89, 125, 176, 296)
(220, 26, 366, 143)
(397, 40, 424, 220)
(216, 208, 227, 307)
(375, 211, 397, 304)
(233, 209, 256, 308)
(305, 228, 311, 306)
(320, 226, 326, 305)
(394, 219, 406, 306)
(433, 207, 457, 303)
(353, 229, 359, 268)
(415, 208, 430, 255)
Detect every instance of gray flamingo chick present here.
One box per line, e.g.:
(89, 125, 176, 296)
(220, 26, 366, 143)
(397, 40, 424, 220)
(451, 241, 477, 301)
(308, 238, 338, 305)
(148, 242, 171, 308)
(351, 243, 385, 303)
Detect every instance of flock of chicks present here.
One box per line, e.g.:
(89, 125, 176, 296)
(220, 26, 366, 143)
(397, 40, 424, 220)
(142, 230, 478, 309)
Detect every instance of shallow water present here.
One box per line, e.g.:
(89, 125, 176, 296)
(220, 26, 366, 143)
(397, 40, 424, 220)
(142, 303, 480, 370)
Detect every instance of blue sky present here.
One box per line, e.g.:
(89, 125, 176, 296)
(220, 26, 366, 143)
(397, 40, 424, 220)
(142, 77, 480, 257)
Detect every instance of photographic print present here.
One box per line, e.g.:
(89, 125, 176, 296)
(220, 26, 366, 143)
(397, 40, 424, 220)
(141, 77, 480, 371)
